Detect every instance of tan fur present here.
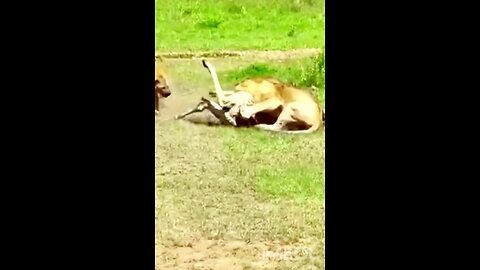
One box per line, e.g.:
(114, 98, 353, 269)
(155, 57, 171, 114)
(234, 78, 323, 133)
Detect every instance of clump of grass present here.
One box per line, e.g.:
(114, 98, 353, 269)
(287, 27, 296, 37)
(226, 3, 247, 14)
(299, 49, 325, 90)
(181, 9, 192, 16)
(196, 18, 223, 29)
(297, 49, 325, 103)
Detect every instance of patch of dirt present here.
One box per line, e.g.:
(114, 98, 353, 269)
(156, 237, 317, 270)
(156, 87, 222, 126)
(156, 48, 322, 61)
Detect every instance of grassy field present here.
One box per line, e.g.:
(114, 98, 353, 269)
(155, 1, 325, 269)
(156, 123, 325, 269)
(155, 0, 325, 52)
(156, 57, 325, 269)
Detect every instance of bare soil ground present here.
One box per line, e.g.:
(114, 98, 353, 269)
(155, 51, 324, 270)
(156, 48, 322, 61)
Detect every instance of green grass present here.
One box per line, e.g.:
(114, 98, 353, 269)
(221, 53, 325, 106)
(257, 166, 324, 200)
(155, 0, 325, 51)
(221, 127, 325, 202)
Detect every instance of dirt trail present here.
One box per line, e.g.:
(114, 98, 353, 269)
(156, 48, 322, 61)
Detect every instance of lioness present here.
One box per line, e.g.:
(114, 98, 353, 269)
(235, 78, 323, 133)
(155, 57, 171, 115)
